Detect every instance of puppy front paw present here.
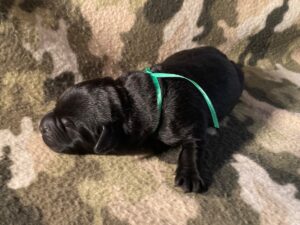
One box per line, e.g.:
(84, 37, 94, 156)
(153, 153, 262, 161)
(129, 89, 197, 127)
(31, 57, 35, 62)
(175, 167, 208, 193)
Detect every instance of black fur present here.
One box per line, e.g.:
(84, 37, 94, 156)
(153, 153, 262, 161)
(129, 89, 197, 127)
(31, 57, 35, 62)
(40, 47, 244, 193)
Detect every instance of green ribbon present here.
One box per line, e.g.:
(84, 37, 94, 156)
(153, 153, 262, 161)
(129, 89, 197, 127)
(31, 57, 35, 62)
(144, 67, 219, 131)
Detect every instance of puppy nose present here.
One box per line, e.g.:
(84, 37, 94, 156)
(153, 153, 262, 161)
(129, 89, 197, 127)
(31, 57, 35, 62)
(39, 119, 51, 135)
(39, 123, 48, 134)
(42, 127, 49, 134)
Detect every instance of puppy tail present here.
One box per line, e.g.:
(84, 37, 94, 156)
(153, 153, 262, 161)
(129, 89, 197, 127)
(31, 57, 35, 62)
(231, 61, 244, 87)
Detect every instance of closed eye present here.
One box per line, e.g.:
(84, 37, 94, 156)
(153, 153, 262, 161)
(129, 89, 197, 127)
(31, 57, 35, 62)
(61, 118, 76, 130)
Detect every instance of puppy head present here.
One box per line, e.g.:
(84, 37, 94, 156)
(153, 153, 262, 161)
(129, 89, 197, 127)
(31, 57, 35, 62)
(39, 78, 127, 154)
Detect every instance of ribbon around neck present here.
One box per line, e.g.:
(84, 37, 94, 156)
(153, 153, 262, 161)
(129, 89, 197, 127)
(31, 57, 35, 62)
(144, 67, 220, 131)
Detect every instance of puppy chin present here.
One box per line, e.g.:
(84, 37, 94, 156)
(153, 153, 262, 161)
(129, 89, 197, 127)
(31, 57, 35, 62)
(43, 137, 93, 155)
(40, 133, 68, 153)
(41, 136, 60, 153)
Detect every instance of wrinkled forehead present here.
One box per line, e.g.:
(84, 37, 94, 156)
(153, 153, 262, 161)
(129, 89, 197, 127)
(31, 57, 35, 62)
(54, 80, 120, 124)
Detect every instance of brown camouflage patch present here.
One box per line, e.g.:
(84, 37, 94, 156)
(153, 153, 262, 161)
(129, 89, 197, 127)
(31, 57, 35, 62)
(78, 0, 137, 77)
(244, 67, 300, 111)
(193, 0, 238, 46)
(17, 156, 102, 225)
(120, 0, 184, 70)
(238, 0, 289, 66)
(0, 147, 43, 225)
(0, 0, 14, 21)
(0, 70, 53, 134)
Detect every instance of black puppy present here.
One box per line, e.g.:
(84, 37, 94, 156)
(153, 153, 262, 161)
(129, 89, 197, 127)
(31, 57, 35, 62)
(40, 47, 244, 193)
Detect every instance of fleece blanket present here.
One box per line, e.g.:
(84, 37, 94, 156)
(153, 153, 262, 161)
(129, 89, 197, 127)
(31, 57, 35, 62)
(0, 0, 300, 224)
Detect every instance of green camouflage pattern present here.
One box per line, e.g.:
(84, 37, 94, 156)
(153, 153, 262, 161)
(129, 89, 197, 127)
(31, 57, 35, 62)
(1, 0, 300, 224)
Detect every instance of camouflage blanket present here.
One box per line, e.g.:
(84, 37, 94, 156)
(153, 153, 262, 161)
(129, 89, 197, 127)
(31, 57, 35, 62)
(1, 0, 300, 224)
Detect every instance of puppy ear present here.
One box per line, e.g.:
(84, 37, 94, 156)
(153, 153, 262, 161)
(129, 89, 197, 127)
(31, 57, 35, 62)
(93, 126, 110, 154)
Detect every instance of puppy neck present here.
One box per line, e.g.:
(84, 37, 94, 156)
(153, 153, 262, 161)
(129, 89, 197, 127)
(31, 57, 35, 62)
(117, 73, 160, 142)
